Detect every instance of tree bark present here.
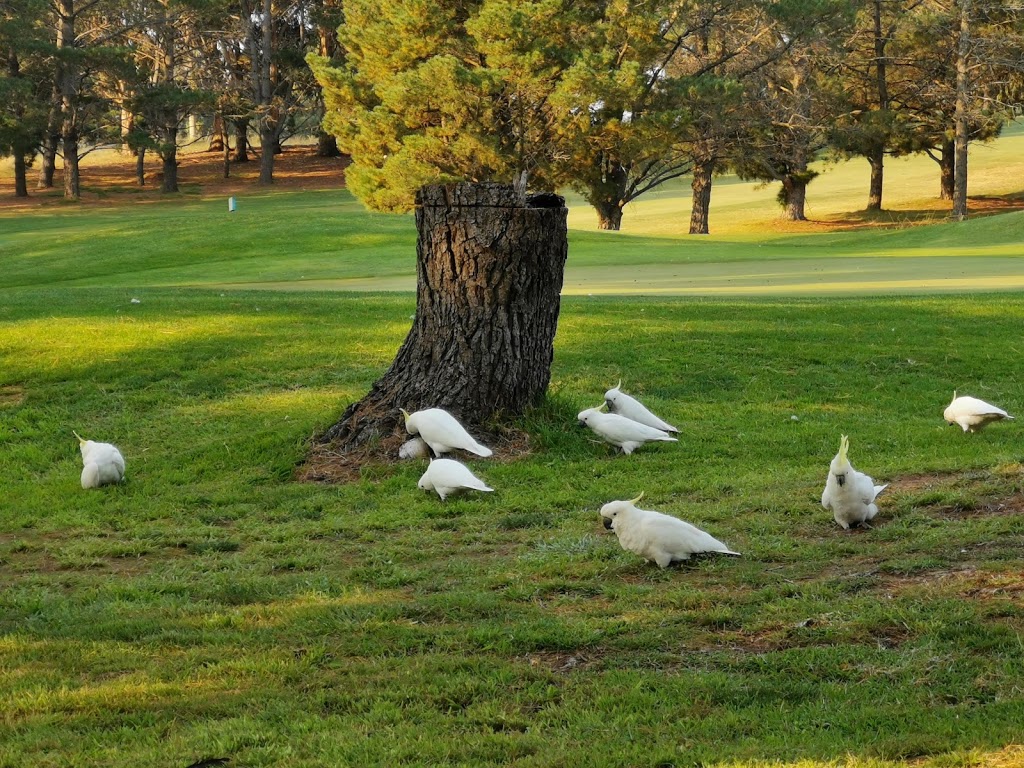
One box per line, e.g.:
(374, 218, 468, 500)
(320, 182, 568, 453)
(317, 130, 341, 157)
(208, 114, 225, 152)
(939, 139, 955, 200)
(136, 147, 146, 186)
(952, 0, 971, 221)
(13, 152, 28, 197)
(866, 147, 884, 211)
(232, 119, 249, 162)
(160, 135, 178, 193)
(593, 199, 623, 230)
(781, 176, 808, 221)
(689, 156, 714, 234)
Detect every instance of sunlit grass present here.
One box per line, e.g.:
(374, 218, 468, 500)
(1, 285, 1023, 765)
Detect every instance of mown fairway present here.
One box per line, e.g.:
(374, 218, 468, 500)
(2, 133, 1024, 766)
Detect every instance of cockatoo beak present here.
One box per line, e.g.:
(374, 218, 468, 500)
(603, 517, 614, 530)
(835, 473, 846, 487)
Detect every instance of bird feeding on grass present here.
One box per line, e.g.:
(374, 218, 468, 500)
(74, 431, 125, 489)
(821, 435, 888, 530)
(418, 458, 494, 501)
(400, 407, 493, 458)
(577, 404, 677, 455)
(604, 381, 678, 433)
(600, 493, 740, 568)
(943, 392, 1014, 433)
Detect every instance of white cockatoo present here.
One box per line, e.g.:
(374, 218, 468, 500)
(820, 435, 888, 530)
(74, 431, 126, 489)
(600, 493, 740, 568)
(943, 392, 1014, 433)
(417, 458, 494, 501)
(577, 405, 677, 454)
(400, 408, 493, 457)
(398, 437, 430, 460)
(604, 381, 678, 433)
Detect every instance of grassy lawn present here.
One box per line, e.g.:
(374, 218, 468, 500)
(1, 285, 1023, 766)
(2, 129, 1024, 766)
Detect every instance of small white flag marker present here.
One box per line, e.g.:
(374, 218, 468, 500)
(228, 196, 237, 212)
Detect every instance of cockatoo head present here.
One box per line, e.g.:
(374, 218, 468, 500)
(577, 403, 607, 427)
(417, 464, 434, 491)
(73, 431, 93, 459)
(829, 435, 852, 486)
(604, 380, 623, 410)
(943, 391, 958, 425)
(600, 493, 643, 530)
(400, 408, 418, 435)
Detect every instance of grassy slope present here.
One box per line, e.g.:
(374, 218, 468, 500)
(2, 130, 1024, 766)
(1, 286, 1023, 767)
(3, 128, 1024, 295)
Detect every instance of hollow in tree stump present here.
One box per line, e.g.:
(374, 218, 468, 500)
(320, 182, 569, 456)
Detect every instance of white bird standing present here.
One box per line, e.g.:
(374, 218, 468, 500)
(74, 431, 126, 489)
(820, 435, 888, 530)
(577, 405, 677, 455)
(417, 458, 494, 501)
(600, 493, 740, 568)
(400, 407, 493, 457)
(398, 437, 430, 460)
(943, 391, 1014, 433)
(604, 381, 678, 433)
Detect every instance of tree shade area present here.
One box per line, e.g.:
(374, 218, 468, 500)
(0, 0, 1020, 224)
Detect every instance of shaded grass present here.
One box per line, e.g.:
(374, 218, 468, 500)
(2, 287, 1023, 766)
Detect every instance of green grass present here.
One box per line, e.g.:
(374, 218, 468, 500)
(2, 285, 1024, 766)
(3, 126, 1024, 296)
(2, 128, 1024, 766)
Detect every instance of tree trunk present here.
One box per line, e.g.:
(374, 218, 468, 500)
(233, 119, 249, 162)
(317, 130, 341, 157)
(952, 0, 971, 221)
(136, 148, 146, 186)
(13, 152, 28, 197)
(121, 104, 135, 154)
(208, 114, 225, 152)
(62, 134, 80, 199)
(320, 182, 568, 454)
(160, 138, 178, 193)
(866, 146, 884, 211)
(593, 199, 623, 230)
(939, 139, 955, 200)
(689, 157, 714, 234)
(38, 85, 60, 189)
(259, 121, 276, 184)
(781, 177, 808, 221)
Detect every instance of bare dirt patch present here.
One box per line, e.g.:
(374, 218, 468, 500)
(0, 385, 25, 407)
(298, 426, 534, 484)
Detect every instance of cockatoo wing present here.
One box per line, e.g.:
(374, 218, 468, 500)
(419, 409, 493, 457)
(427, 459, 493, 493)
(643, 512, 739, 556)
(605, 386, 679, 433)
(596, 413, 677, 444)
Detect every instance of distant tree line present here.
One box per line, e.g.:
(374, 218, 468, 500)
(3, 0, 1022, 227)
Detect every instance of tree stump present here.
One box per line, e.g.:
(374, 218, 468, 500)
(320, 182, 569, 455)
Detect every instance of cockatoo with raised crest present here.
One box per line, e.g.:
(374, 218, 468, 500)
(74, 431, 126, 489)
(417, 458, 494, 500)
(400, 408, 493, 457)
(577, 404, 677, 454)
(943, 392, 1014, 433)
(604, 381, 678, 433)
(821, 435, 887, 529)
(600, 493, 740, 567)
